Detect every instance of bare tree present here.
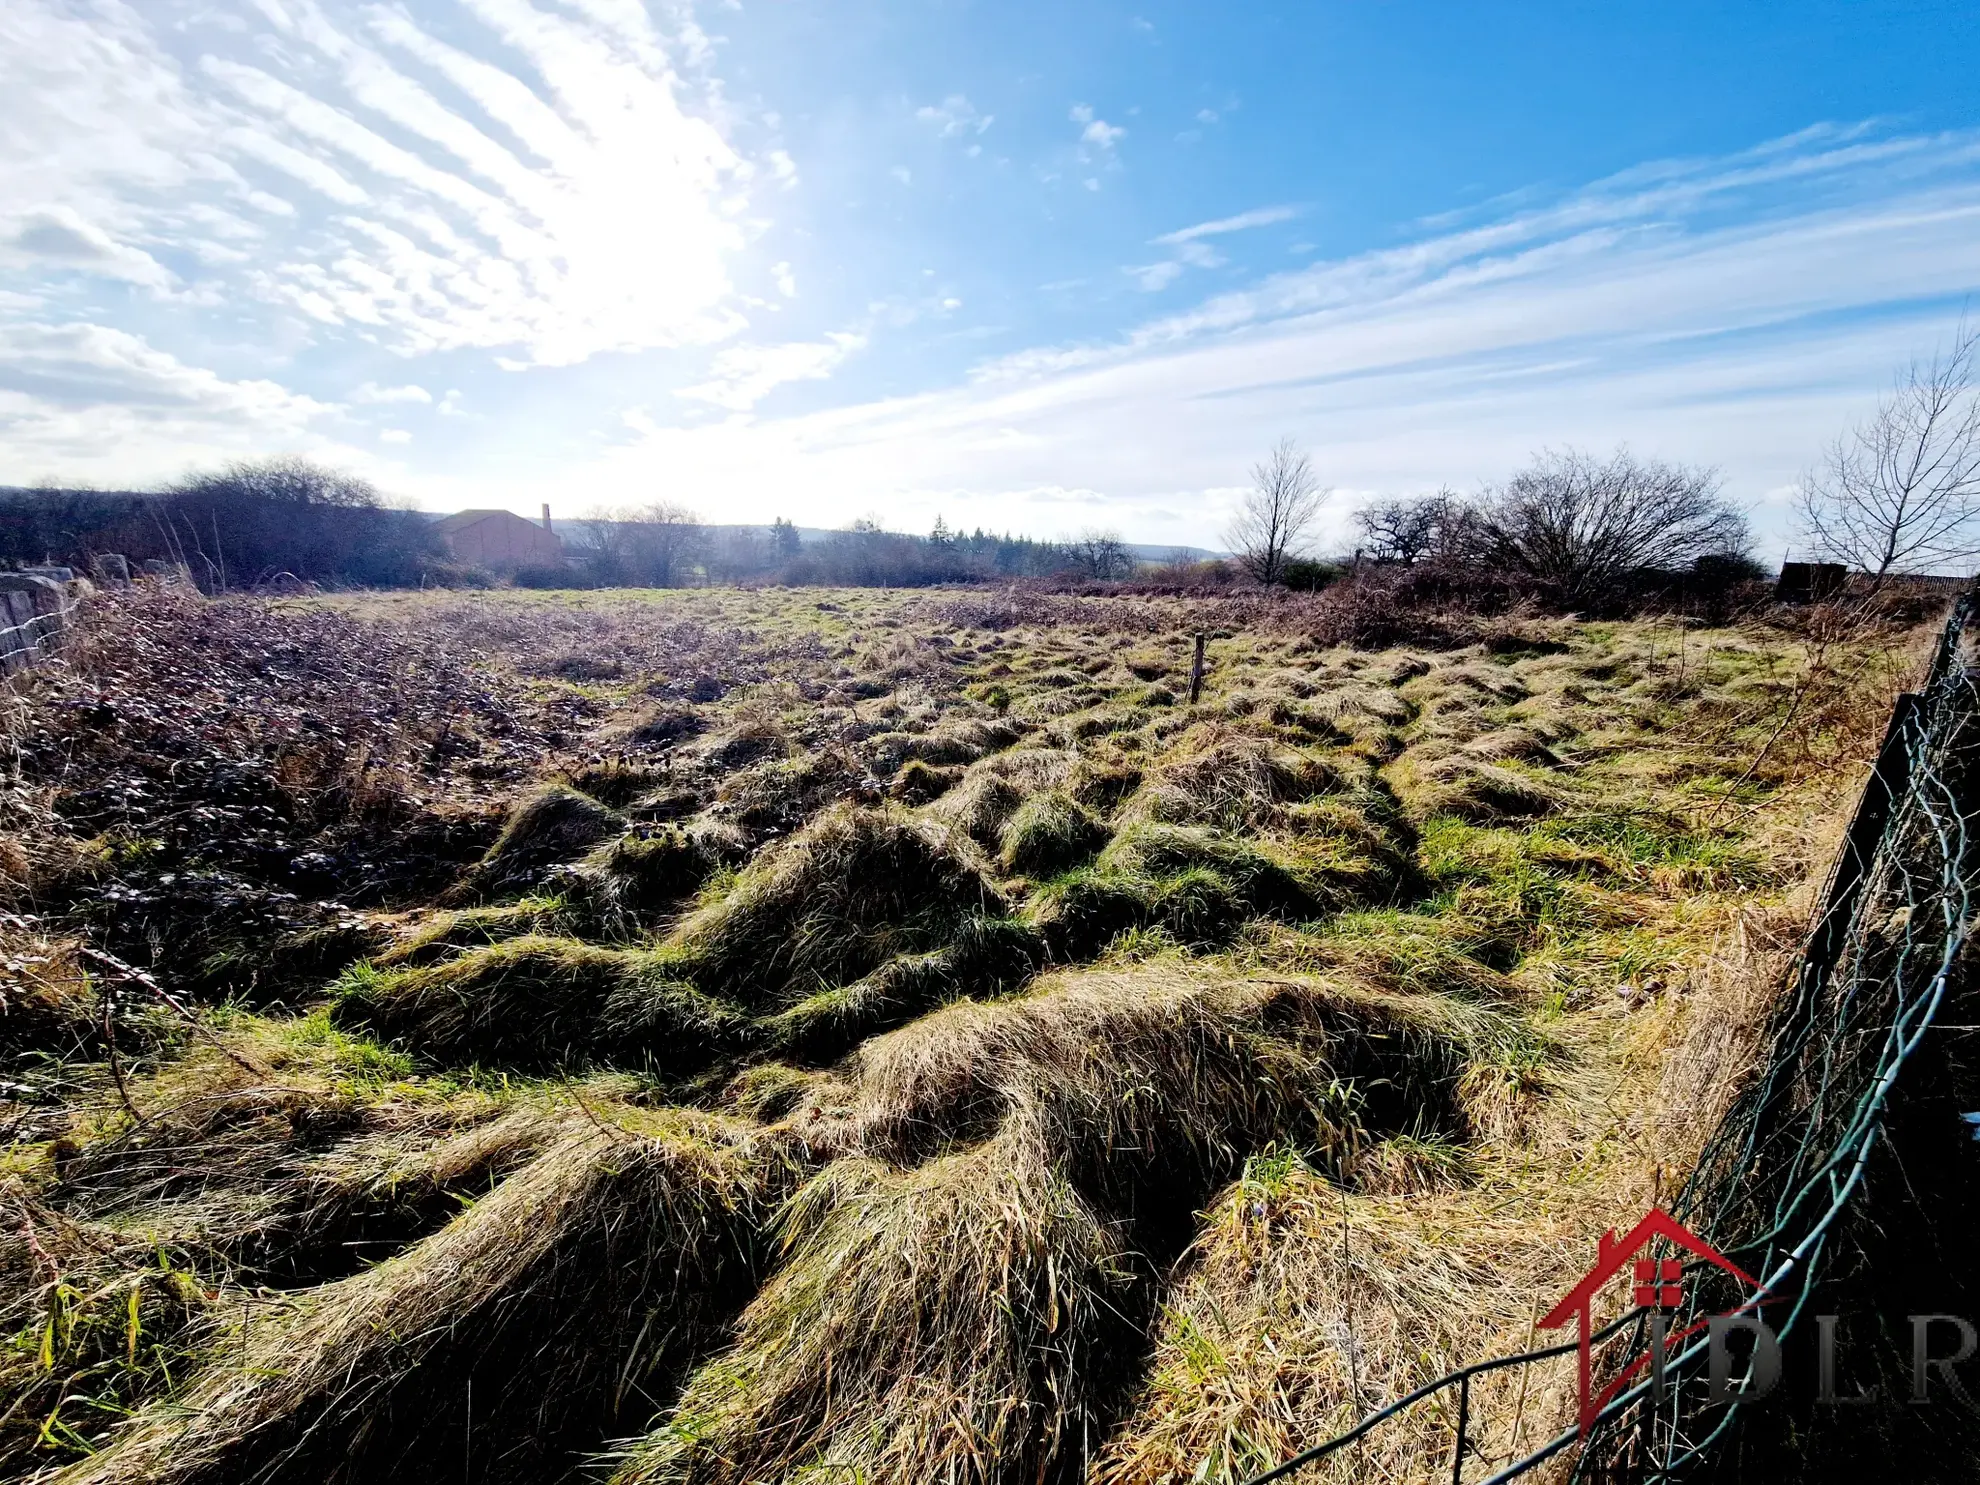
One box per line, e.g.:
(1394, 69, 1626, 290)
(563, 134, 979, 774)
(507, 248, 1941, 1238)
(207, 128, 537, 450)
(569, 507, 637, 584)
(1797, 320, 1980, 588)
(571, 502, 704, 586)
(1355, 490, 1459, 565)
(1476, 448, 1747, 606)
(1065, 528, 1134, 580)
(627, 502, 704, 587)
(1227, 438, 1327, 585)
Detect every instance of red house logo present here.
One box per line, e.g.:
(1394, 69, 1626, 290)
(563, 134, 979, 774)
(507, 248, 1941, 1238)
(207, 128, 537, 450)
(1539, 1208, 1767, 1437)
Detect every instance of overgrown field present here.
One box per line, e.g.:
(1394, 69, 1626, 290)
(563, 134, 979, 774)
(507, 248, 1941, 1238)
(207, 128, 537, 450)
(0, 583, 1928, 1484)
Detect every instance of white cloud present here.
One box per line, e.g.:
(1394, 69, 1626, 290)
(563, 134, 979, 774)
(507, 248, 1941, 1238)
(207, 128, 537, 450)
(916, 95, 993, 139)
(1155, 205, 1299, 244)
(1, 0, 766, 368)
(0, 321, 324, 420)
(1067, 104, 1125, 184)
(438, 389, 467, 417)
(1127, 261, 1185, 292)
(1127, 205, 1299, 291)
(1070, 104, 1126, 154)
(773, 261, 798, 297)
(562, 127, 1980, 557)
(0, 320, 355, 484)
(352, 382, 432, 405)
(676, 331, 869, 412)
(6, 207, 177, 291)
(379, 427, 413, 443)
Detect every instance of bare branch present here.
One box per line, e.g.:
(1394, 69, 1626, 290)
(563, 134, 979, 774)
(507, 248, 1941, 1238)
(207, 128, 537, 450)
(1226, 437, 1327, 585)
(1474, 448, 1746, 605)
(1354, 490, 1459, 565)
(1797, 318, 1980, 587)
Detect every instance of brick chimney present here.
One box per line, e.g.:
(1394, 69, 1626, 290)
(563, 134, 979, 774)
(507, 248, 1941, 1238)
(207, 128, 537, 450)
(541, 503, 553, 533)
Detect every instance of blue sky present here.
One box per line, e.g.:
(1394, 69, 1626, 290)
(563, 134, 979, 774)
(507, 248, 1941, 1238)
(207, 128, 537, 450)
(4, 1, 1979, 555)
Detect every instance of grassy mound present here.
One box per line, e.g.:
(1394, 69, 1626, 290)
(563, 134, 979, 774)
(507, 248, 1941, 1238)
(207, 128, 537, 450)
(455, 785, 626, 899)
(888, 758, 964, 803)
(1396, 755, 1569, 823)
(64, 1121, 787, 1485)
(378, 897, 577, 967)
(333, 936, 744, 1072)
(762, 916, 1045, 1062)
(570, 827, 727, 924)
(997, 789, 1108, 875)
(56, 1090, 556, 1285)
(715, 751, 874, 837)
(1095, 1166, 1521, 1485)
(614, 1128, 1137, 1485)
(927, 748, 1078, 847)
(794, 966, 1490, 1191)
(1028, 820, 1390, 957)
(659, 805, 1009, 1007)
(621, 966, 1503, 1485)
(558, 762, 672, 807)
(1123, 725, 1341, 832)
(863, 717, 1020, 773)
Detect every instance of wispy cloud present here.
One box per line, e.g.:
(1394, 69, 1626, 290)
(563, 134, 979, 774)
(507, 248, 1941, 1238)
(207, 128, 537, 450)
(584, 127, 1980, 553)
(6, 207, 178, 291)
(676, 332, 869, 413)
(352, 382, 432, 405)
(916, 94, 993, 139)
(0, 319, 342, 480)
(1128, 204, 1301, 290)
(1154, 205, 1299, 244)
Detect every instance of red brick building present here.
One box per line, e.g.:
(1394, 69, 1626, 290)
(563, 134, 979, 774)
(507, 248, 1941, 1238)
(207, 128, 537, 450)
(433, 505, 564, 573)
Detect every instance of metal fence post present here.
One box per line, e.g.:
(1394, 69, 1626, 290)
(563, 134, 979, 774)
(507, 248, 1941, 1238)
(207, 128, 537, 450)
(1452, 1370, 1470, 1485)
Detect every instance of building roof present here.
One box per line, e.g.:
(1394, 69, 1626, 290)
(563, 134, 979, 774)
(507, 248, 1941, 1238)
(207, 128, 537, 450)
(430, 508, 521, 534)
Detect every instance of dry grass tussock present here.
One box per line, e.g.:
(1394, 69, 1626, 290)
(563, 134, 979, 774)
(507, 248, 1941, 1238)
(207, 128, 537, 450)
(62, 1117, 793, 1485)
(1096, 1165, 1587, 1485)
(0, 585, 1941, 1485)
(625, 963, 1515, 1485)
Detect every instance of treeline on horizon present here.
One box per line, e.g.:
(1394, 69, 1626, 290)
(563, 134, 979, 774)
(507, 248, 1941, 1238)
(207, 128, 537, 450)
(8, 321, 1978, 619)
(0, 462, 1195, 592)
(0, 449, 1796, 620)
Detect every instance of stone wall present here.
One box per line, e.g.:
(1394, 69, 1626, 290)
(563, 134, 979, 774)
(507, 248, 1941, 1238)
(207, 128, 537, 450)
(0, 563, 95, 679)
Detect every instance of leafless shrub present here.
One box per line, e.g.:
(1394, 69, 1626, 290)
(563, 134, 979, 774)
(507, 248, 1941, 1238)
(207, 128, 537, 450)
(1797, 319, 1980, 589)
(1469, 448, 1748, 609)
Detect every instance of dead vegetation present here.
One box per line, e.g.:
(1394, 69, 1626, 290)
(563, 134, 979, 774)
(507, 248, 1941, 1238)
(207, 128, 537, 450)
(0, 583, 1934, 1484)
(61, 1119, 790, 1485)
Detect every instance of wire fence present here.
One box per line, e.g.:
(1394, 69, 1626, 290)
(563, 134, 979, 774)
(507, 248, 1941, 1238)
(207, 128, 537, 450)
(0, 594, 77, 678)
(1237, 587, 1980, 1485)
